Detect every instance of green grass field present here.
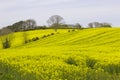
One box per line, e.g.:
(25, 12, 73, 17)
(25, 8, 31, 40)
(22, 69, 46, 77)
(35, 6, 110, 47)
(0, 28, 120, 80)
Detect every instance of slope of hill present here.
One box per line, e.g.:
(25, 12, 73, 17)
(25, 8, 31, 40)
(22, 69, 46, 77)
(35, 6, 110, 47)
(0, 28, 120, 80)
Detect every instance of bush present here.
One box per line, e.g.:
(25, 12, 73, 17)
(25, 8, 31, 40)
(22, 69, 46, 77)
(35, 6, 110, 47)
(86, 58, 97, 69)
(42, 35, 47, 38)
(47, 34, 50, 37)
(85, 68, 114, 80)
(42, 34, 52, 38)
(72, 29, 75, 31)
(32, 37, 39, 41)
(65, 57, 78, 66)
(51, 33, 55, 35)
(2, 38, 11, 49)
(32, 38, 36, 41)
(28, 39, 32, 42)
(102, 63, 120, 74)
(25, 40, 28, 44)
(68, 30, 70, 32)
(0, 73, 3, 75)
(35, 37, 39, 40)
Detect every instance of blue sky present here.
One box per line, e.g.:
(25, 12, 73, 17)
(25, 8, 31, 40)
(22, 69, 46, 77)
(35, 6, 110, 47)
(0, 0, 120, 27)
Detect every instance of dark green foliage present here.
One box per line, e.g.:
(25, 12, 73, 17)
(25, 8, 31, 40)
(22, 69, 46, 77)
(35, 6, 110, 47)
(6, 19, 37, 32)
(35, 37, 39, 40)
(32, 37, 39, 41)
(0, 28, 13, 49)
(25, 37, 39, 43)
(101, 24, 112, 28)
(25, 40, 28, 44)
(28, 39, 32, 42)
(34, 26, 47, 30)
(86, 58, 97, 69)
(6, 21, 25, 32)
(48, 25, 70, 29)
(51, 33, 55, 35)
(47, 34, 50, 37)
(32, 38, 36, 41)
(68, 30, 70, 32)
(23, 31, 28, 44)
(102, 64, 120, 74)
(0, 73, 3, 75)
(42, 35, 47, 38)
(65, 57, 78, 66)
(85, 68, 118, 80)
(42, 33, 54, 38)
(72, 29, 75, 32)
(2, 38, 11, 49)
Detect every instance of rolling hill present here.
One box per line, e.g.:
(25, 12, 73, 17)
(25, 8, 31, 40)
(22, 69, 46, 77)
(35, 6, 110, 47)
(0, 28, 120, 80)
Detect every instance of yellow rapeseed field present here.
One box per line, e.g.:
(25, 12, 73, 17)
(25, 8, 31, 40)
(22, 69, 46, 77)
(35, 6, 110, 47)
(0, 28, 120, 80)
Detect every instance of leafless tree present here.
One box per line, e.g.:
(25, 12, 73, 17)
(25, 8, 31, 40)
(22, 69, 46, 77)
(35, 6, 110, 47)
(93, 22, 100, 28)
(88, 22, 112, 28)
(26, 19, 37, 30)
(75, 23, 82, 29)
(88, 23, 94, 28)
(101, 22, 112, 27)
(47, 15, 64, 32)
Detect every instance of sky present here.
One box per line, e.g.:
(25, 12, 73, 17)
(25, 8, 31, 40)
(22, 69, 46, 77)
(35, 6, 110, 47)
(0, 0, 120, 27)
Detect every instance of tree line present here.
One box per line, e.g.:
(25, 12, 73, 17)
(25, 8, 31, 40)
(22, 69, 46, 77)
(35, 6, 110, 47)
(6, 19, 37, 32)
(88, 22, 112, 28)
(2, 15, 112, 32)
(0, 15, 112, 49)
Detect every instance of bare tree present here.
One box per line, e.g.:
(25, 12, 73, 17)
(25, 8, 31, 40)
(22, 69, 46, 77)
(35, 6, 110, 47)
(88, 22, 112, 28)
(47, 15, 64, 32)
(93, 22, 100, 28)
(101, 22, 112, 28)
(88, 23, 94, 28)
(0, 28, 13, 49)
(26, 19, 37, 30)
(75, 23, 82, 29)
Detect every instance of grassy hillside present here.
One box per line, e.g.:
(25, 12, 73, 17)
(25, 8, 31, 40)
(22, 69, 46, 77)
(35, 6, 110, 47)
(0, 28, 120, 80)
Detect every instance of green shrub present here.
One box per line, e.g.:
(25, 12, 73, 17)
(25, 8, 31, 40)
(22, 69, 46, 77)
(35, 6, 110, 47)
(35, 37, 39, 40)
(86, 57, 97, 69)
(32, 38, 36, 41)
(51, 33, 55, 35)
(28, 39, 32, 42)
(25, 40, 28, 44)
(42, 35, 47, 38)
(47, 34, 50, 37)
(65, 57, 78, 66)
(68, 30, 70, 32)
(72, 29, 75, 32)
(102, 63, 120, 74)
(2, 38, 11, 49)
